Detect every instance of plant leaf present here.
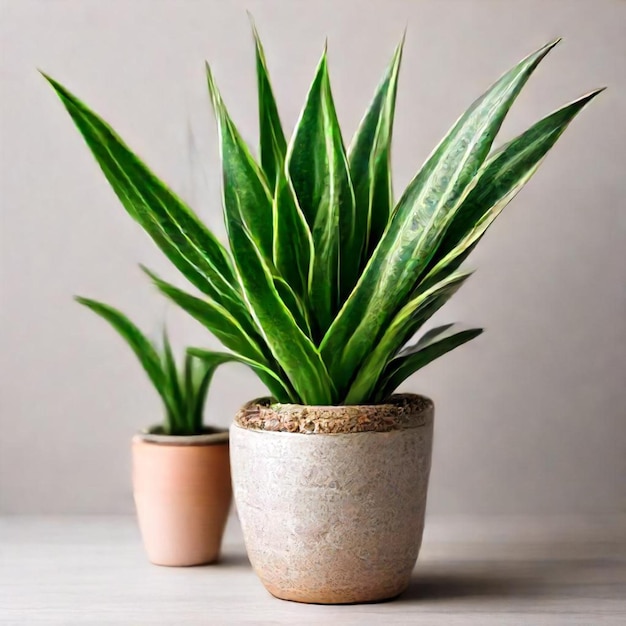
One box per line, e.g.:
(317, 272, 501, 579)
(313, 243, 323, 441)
(287, 49, 356, 332)
(142, 266, 269, 364)
(146, 269, 299, 403)
(348, 36, 403, 266)
(183, 353, 197, 431)
(205, 65, 334, 403)
(205, 63, 274, 262)
(43, 74, 244, 313)
(188, 347, 295, 403)
(185, 351, 236, 432)
(253, 23, 316, 305)
(419, 88, 606, 290)
(161, 329, 185, 433)
(321, 39, 560, 396)
(272, 169, 314, 304)
(273, 275, 312, 336)
(344, 271, 471, 403)
(376, 326, 483, 401)
(222, 208, 334, 404)
(75, 297, 175, 415)
(153, 277, 293, 402)
(251, 17, 287, 190)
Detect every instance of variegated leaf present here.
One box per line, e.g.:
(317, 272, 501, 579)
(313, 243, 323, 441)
(273, 275, 312, 336)
(188, 346, 295, 405)
(272, 169, 314, 305)
(321, 39, 560, 395)
(143, 267, 270, 365)
(348, 36, 403, 269)
(43, 75, 244, 315)
(75, 297, 167, 399)
(344, 271, 471, 403)
(184, 351, 241, 431)
(206, 66, 334, 403)
(229, 216, 334, 404)
(251, 17, 287, 190)
(375, 326, 483, 401)
(287, 50, 356, 334)
(147, 269, 296, 402)
(206, 64, 274, 262)
(419, 88, 606, 290)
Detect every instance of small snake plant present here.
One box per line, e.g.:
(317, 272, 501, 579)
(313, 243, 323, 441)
(76, 298, 233, 435)
(45, 26, 602, 405)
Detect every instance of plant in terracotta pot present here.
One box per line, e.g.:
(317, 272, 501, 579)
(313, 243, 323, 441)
(45, 25, 602, 602)
(76, 297, 233, 566)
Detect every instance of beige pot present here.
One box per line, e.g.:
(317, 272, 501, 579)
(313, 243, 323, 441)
(132, 428, 232, 566)
(230, 394, 434, 604)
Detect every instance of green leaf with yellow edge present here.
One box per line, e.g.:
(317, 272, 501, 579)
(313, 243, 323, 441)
(206, 63, 274, 263)
(224, 205, 335, 404)
(272, 168, 314, 307)
(43, 74, 243, 313)
(376, 326, 483, 402)
(348, 36, 403, 267)
(251, 16, 287, 190)
(344, 271, 471, 403)
(287, 49, 356, 333)
(205, 65, 334, 403)
(419, 88, 606, 291)
(321, 39, 560, 397)
(142, 266, 269, 365)
(188, 347, 295, 403)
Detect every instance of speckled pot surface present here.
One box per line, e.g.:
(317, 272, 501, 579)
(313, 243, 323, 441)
(230, 394, 434, 604)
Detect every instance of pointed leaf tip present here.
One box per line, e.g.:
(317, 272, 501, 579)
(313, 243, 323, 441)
(40, 71, 63, 93)
(522, 37, 561, 68)
(204, 62, 223, 114)
(248, 12, 261, 45)
(40, 72, 74, 104)
(574, 87, 607, 107)
(530, 37, 561, 63)
(544, 37, 562, 50)
(392, 30, 406, 63)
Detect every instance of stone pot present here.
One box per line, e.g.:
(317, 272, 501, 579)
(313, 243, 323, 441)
(132, 427, 232, 566)
(230, 394, 434, 604)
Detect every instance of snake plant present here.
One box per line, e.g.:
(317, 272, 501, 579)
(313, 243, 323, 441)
(76, 297, 235, 435)
(45, 28, 602, 405)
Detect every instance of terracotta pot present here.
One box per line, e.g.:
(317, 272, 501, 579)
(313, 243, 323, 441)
(132, 428, 232, 566)
(230, 394, 434, 604)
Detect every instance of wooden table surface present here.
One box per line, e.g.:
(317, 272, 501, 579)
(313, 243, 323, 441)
(1, 515, 625, 625)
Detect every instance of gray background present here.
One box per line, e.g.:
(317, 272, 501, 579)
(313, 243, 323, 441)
(1, 0, 624, 515)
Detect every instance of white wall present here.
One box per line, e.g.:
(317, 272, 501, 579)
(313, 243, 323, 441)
(1, 0, 625, 514)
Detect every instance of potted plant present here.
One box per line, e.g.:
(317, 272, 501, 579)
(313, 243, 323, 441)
(76, 297, 234, 566)
(45, 25, 602, 601)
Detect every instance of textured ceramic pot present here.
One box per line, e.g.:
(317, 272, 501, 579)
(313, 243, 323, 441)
(132, 428, 232, 566)
(230, 394, 434, 604)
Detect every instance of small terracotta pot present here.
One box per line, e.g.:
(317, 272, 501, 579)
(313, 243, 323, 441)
(132, 428, 232, 566)
(230, 394, 434, 604)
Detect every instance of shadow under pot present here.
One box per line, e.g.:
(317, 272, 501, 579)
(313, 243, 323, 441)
(132, 427, 232, 566)
(230, 393, 434, 604)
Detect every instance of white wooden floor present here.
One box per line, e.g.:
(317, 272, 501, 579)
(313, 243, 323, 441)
(1, 515, 625, 625)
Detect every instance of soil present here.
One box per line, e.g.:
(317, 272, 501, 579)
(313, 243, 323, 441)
(234, 393, 433, 434)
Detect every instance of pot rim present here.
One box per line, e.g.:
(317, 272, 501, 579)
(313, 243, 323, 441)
(234, 393, 434, 435)
(133, 425, 229, 446)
